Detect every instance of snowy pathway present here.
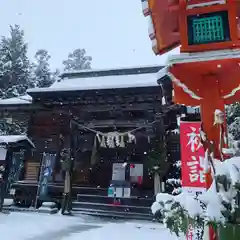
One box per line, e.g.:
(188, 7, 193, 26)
(63, 221, 183, 240)
(0, 212, 102, 240)
(0, 212, 182, 240)
(26, 224, 99, 240)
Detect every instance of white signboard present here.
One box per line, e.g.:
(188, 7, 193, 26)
(0, 147, 7, 161)
(112, 163, 125, 181)
(130, 164, 143, 183)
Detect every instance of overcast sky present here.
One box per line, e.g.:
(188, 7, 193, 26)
(1, 0, 179, 71)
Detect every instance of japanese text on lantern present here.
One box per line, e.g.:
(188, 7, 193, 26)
(180, 122, 206, 188)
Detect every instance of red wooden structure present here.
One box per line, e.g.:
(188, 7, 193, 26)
(142, 0, 240, 160)
(142, 0, 240, 239)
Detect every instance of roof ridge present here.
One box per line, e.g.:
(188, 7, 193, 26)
(61, 65, 164, 79)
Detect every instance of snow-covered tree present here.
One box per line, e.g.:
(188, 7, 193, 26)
(165, 160, 182, 195)
(62, 48, 92, 71)
(31, 49, 56, 88)
(0, 119, 27, 135)
(227, 103, 240, 141)
(152, 150, 240, 239)
(0, 25, 32, 98)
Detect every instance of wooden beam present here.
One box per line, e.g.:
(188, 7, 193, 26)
(39, 93, 162, 106)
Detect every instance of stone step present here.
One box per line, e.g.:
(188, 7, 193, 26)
(72, 201, 151, 214)
(77, 194, 153, 207)
(72, 208, 153, 221)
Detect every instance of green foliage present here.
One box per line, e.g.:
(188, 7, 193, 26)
(227, 103, 240, 141)
(31, 49, 56, 88)
(218, 224, 240, 240)
(0, 119, 27, 135)
(145, 131, 167, 175)
(62, 48, 92, 71)
(157, 200, 188, 237)
(0, 25, 32, 98)
(166, 201, 188, 236)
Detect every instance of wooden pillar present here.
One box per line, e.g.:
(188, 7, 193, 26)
(154, 172, 161, 195)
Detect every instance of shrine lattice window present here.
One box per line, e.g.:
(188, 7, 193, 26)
(187, 11, 230, 45)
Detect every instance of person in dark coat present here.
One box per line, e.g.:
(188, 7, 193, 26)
(60, 148, 73, 215)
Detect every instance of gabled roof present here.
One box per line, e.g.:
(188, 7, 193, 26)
(0, 95, 32, 106)
(0, 135, 35, 148)
(28, 65, 166, 94)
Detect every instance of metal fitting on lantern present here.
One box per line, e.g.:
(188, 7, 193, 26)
(214, 109, 224, 125)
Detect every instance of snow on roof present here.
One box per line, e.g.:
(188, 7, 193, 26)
(156, 67, 168, 80)
(0, 135, 35, 148)
(0, 94, 32, 105)
(28, 66, 167, 93)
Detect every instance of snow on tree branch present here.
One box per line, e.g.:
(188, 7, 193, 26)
(152, 155, 240, 236)
(62, 48, 92, 71)
(227, 103, 240, 141)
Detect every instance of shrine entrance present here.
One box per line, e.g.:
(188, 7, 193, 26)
(70, 121, 155, 198)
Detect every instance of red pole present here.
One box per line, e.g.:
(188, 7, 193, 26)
(199, 75, 227, 240)
(200, 75, 227, 161)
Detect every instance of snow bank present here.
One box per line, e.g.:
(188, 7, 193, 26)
(214, 157, 240, 186)
(0, 212, 90, 240)
(0, 94, 32, 105)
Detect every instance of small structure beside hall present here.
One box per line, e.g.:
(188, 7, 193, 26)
(0, 94, 32, 135)
(0, 135, 35, 203)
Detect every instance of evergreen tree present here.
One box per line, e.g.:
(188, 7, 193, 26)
(165, 161, 182, 195)
(32, 49, 55, 88)
(63, 48, 92, 71)
(52, 68, 60, 83)
(227, 103, 240, 141)
(0, 25, 31, 98)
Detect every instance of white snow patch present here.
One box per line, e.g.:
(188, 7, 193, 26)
(177, 117, 181, 126)
(167, 48, 240, 65)
(147, 16, 155, 39)
(157, 67, 168, 80)
(29, 73, 158, 92)
(198, 181, 225, 222)
(214, 157, 240, 186)
(171, 129, 180, 134)
(63, 222, 182, 240)
(0, 212, 94, 240)
(0, 135, 35, 148)
(0, 95, 32, 105)
(167, 178, 182, 185)
(28, 66, 167, 93)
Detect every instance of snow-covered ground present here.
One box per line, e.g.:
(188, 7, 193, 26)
(63, 221, 182, 240)
(0, 212, 182, 240)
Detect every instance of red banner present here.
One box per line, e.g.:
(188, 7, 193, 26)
(180, 121, 206, 189)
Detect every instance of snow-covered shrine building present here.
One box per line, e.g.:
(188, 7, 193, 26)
(2, 65, 186, 219)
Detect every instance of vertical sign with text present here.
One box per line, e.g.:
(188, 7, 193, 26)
(180, 121, 208, 240)
(38, 153, 56, 199)
(180, 121, 207, 192)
